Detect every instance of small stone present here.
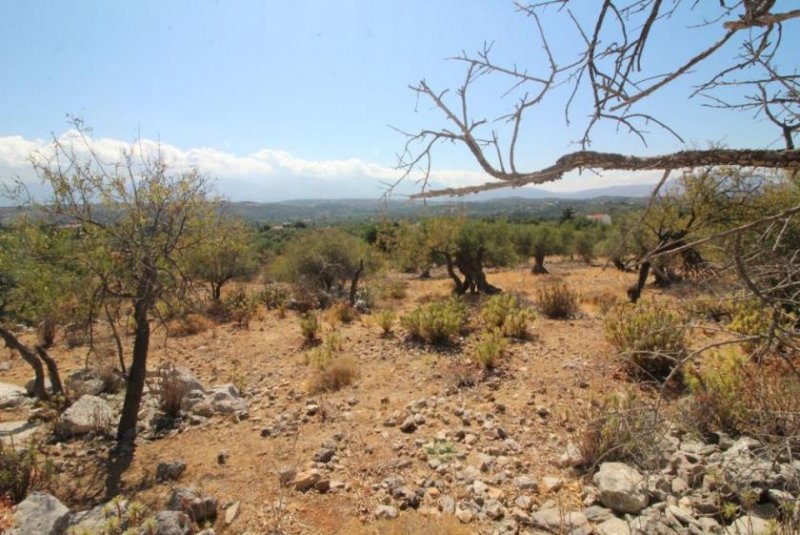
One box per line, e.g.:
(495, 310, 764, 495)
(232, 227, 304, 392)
(514, 475, 537, 490)
(374, 505, 398, 520)
(217, 449, 230, 465)
(313, 448, 335, 463)
(455, 506, 474, 523)
(399, 416, 417, 433)
(595, 516, 631, 535)
(439, 495, 456, 514)
(156, 459, 187, 482)
(291, 469, 321, 492)
(539, 476, 563, 494)
(224, 502, 240, 525)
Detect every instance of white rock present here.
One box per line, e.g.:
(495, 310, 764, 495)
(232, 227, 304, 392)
(592, 462, 649, 514)
(56, 395, 113, 437)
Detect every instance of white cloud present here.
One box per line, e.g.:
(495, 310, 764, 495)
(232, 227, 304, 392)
(0, 131, 663, 201)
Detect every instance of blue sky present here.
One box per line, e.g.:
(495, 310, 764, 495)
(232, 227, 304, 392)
(1, 1, 797, 202)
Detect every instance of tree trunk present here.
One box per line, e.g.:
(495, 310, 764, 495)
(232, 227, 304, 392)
(612, 258, 629, 272)
(116, 301, 150, 444)
(627, 261, 651, 302)
(35, 346, 67, 402)
(456, 250, 501, 294)
(443, 253, 466, 294)
(212, 283, 222, 302)
(0, 326, 48, 401)
(531, 254, 549, 274)
(349, 260, 364, 306)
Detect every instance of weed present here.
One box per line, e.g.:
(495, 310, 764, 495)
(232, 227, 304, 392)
(329, 301, 358, 324)
(401, 297, 468, 345)
(481, 293, 534, 339)
(604, 300, 686, 382)
(308, 356, 358, 392)
(579, 390, 667, 472)
(0, 442, 53, 504)
(537, 281, 580, 319)
(300, 313, 321, 344)
(472, 329, 508, 370)
(148, 364, 190, 418)
(374, 309, 396, 336)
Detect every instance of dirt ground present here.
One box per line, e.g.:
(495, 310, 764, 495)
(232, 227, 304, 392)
(1, 259, 690, 533)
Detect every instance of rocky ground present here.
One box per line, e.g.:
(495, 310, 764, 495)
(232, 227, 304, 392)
(1, 261, 798, 534)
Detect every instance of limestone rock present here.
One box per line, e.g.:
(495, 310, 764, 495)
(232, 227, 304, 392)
(168, 487, 218, 523)
(592, 462, 649, 514)
(152, 510, 193, 535)
(0, 382, 27, 409)
(56, 395, 113, 437)
(11, 492, 70, 535)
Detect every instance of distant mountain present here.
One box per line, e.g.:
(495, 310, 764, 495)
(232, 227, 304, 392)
(461, 182, 671, 201)
(0, 183, 658, 225)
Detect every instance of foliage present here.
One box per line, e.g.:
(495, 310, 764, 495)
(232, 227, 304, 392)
(472, 329, 508, 370)
(537, 281, 580, 319)
(255, 283, 292, 310)
(0, 443, 53, 504)
(604, 300, 687, 381)
(683, 349, 751, 436)
(728, 299, 796, 352)
(480, 293, 534, 339)
(401, 297, 468, 345)
(374, 309, 395, 336)
(219, 288, 258, 328)
(269, 227, 377, 296)
(579, 390, 666, 471)
(300, 313, 321, 344)
(684, 350, 800, 442)
(185, 213, 257, 301)
(424, 438, 456, 462)
(328, 301, 358, 324)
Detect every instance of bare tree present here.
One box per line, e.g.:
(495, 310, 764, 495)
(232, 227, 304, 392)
(394, 1, 800, 199)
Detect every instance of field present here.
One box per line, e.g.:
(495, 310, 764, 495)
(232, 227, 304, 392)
(2, 258, 693, 533)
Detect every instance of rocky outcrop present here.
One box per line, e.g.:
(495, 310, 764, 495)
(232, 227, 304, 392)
(10, 492, 70, 535)
(55, 395, 113, 437)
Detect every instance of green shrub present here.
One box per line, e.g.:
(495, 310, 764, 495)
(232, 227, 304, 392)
(218, 288, 258, 328)
(300, 313, 321, 344)
(256, 283, 292, 310)
(328, 301, 358, 324)
(401, 297, 468, 345)
(684, 350, 800, 441)
(0, 443, 52, 504)
(728, 299, 795, 353)
(375, 309, 396, 336)
(480, 293, 534, 339)
(472, 329, 508, 370)
(537, 281, 580, 319)
(579, 391, 666, 471)
(683, 349, 750, 436)
(604, 300, 687, 381)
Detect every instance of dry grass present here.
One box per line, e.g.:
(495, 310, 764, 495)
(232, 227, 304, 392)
(166, 313, 213, 337)
(308, 356, 359, 393)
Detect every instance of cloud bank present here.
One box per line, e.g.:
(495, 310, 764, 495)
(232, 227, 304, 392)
(0, 131, 663, 203)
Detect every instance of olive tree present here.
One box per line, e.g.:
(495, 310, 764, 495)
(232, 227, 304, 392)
(186, 214, 257, 301)
(0, 222, 82, 401)
(27, 123, 214, 444)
